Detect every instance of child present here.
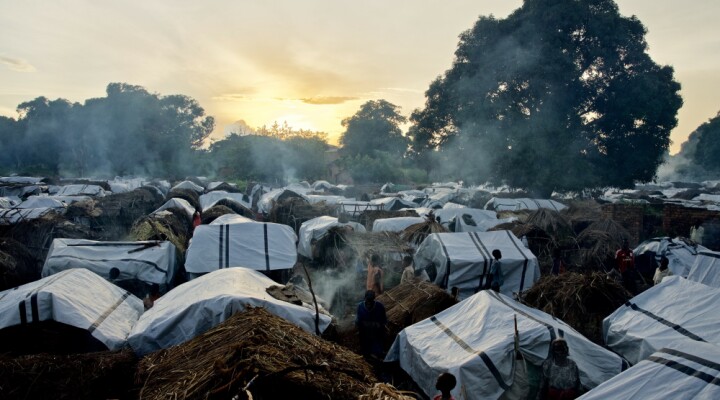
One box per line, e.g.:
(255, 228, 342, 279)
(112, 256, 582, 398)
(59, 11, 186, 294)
(433, 372, 457, 400)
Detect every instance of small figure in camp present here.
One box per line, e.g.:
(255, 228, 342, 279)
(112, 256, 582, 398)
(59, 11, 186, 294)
(653, 256, 672, 285)
(615, 239, 637, 294)
(144, 283, 161, 310)
(539, 338, 582, 400)
(366, 253, 384, 295)
(551, 248, 566, 276)
(355, 290, 387, 359)
(192, 209, 202, 230)
(484, 249, 504, 293)
(400, 255, 415, 284)
(450, 286, 460, 302)
(433, 372, 457, 400)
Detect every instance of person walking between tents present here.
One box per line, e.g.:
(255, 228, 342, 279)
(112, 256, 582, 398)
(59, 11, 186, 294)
(484, 249, 504, 292)
(355, 290, 387, 359)
(615, 239, 637, 294)
(653, 256, 672, 285)
(366, 253, 384, 295)
(539, 338, 582, 400)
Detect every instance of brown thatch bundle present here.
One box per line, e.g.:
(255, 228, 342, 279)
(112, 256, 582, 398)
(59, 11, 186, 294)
(561, 199, 603, 234)
(525, 208, 574, 242)
(312, 225, 357, 267)
(206, 182, 242, 193)
(136, 307, 377, 400)
(343, 231, 413, 263)
(358, 210, 418, 230)
(65, 199, 101, 219)
(0, 238, 39, 291)
(91, 187, 165, 240)
(575, 220, 631, 270)
(7, 212, 92, 268)
(130, 210, 190, 260)
(378, 280, 456, 345)
(401, 216, 448, 246)
(358, 383, 417, 400)
(201, 204, 236, 224)
(214, 198, 255, 218)
(167, 187, 201, 211)
(0, 349, 137, 400)
(520, 272, 631, 344)
(268, 197, 337, 233)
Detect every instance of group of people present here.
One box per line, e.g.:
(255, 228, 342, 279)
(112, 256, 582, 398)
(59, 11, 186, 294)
(610, 239, 672, 292)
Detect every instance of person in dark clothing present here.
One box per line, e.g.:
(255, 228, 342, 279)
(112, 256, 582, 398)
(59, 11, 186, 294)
(615, 239, 637, 294)
(539, 339, 582, 400)
(355, 290, 387, 358)
(551, 248, 566, 275)
(484, 249, 504, 292)
(433, 372, 457, 400)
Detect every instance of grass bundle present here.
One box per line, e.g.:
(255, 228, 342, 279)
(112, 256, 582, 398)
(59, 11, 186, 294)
(343, 231, 413, 263)
(561, 200, 604, 234)
(167, 188, 201, 211)
(520, 272, 631, 344)
(268, 197, 337, 233)
(136, 307, 377, 400)
(89, 188, 164, 240)
(213, 198, 255, 218)
(574, 220, 631, 271)
(358, 383, 417, 400)
(0, 349, 137, 400)
(401, 216, 448, 246)
(0, 237, 38, 291)
(130, 209, 190, 262)
(200, 204, 236, 224)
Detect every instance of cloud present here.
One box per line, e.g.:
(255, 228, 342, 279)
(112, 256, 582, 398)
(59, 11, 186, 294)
(0, 55, 36, 72)
(212, 87, 258, 102)
(300, 96, 357, 105)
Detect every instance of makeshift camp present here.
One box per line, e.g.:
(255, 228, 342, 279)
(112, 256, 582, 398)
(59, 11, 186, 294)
(206, 181, 240, 192)
(604, 276, 720, 364)
(633, 237, 708, 277)
(129, 209, 190, 266)
(90, 187, 165, 240)
(0, 349, 137, 400)
(16, 196, 67, 210)
(200, 204, 236, 224)
(268, 196, 337, 234)
(578, 341, 720, 399)
(297, 216, 366, 260)
(212, 197, 255, 218)
(152, 197, 194, 222)
(687, 250, 720, 288)
(386, 290, 625, 400)
(575, 219, 633, 270)
(370, 197, 418, 211)
(171, 180, 204, 193)
(42, 239, 178, 295)
(435, 208, 498, 231)
(372, 216, 425, 233)
(167, 187, 201, 211)
(357, 209, 418, 230)
(55, 184, 106, 197)
(484, 197, 567, 212)
(258, 188, 309, 214)
(0, 268, 143, 355)
(401, 215, 449, 246)
(0, 207, 54, 225)
(342, 231, 413, 266)
(415, 231, 541, 299)
(127, 268, 332, 356)
(136, 307, 374, 400)
(561, 200, 604, 234)
(0, 238, 38, 291)
(520, 272, 631, 344)
(184, 218, 297, 277)
(199, 190, 251, 211)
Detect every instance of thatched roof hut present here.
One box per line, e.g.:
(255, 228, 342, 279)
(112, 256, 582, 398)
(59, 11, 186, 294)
(0, 238, 38, 291)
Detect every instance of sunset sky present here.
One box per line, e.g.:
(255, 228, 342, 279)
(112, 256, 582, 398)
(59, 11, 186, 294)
(1, 1, 718, 153)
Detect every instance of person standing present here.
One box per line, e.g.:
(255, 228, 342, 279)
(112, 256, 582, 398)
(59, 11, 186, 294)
(615, 239, 637, 294)
(400, 255, 415, 284)
(551, 248, 566, 276)
(539, 339, 582, 400)
(485, 249, 504, 293)
(366, 253, 384, 295)
(653, 256, 672, 285)
(433, 372, 457, 400)
(355, 290, 387, 358)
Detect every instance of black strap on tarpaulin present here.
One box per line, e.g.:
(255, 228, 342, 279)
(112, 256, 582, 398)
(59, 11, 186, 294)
(218, 224, 224, 269)
(264, 223, 270, 271)
(469, 232, 489, 292)
(505, 230, 529, 293)
(437, 234, 452, 289)
(624, 302, 706, 342)
(18, 301, 27, 325)
(225, 224, 230, 269)
(647, 355, 720, 387)
(88, 292, 131, 334)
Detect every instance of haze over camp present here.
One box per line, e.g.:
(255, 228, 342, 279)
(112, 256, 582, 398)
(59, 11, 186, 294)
(1, 1, 720, 399)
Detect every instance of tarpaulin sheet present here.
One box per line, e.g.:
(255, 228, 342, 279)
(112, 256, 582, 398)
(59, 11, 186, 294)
(688, 251, 720, 288)
(372, 217, 425, 233)
(297, 216, 365, 258)
(484, 198, 566, 212)
(634, 237, 708, 277)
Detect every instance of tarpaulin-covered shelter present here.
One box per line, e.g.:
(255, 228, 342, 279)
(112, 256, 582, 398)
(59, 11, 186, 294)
(199, 190, 251, 211)
(0, 207, 54, 225)
(55, 184, 106, 197)
(370, 197, 418, 212)
(185, 216, 297, 277)
(127, 267, 331, 356)
(434, 208, 505, 233)
(578, 340, 720, 399)
(415, 231, 540, 299)
(0, 268, 143, 354)
(257, 188, 309, 214)
(16, 196, 67, 210)
(171, 180, 204, 193)
(484, 198, 567, 212)
(152, 197, 195, 222)
(386, 290, 625, 400)
(297, 215, 365, 259)
(687, 250, 720, 288)
(372, 216, 425, 233)
(633, 237, 708, 277)
(42, 239, 178, 294)
(604, 276, 720, 365)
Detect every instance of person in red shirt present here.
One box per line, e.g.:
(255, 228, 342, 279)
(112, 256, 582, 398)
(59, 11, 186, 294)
(192, 210, 201, 230)
(615, 239, 637, 294)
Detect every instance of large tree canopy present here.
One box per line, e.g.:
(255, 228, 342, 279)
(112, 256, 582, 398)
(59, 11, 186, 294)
(410, 0, 682, 193)
(339, 100, 408, 157)
(672, 111, 720, 179)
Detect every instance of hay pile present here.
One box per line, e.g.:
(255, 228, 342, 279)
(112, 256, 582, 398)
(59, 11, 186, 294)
(401, 216, 448, 246)
(201, 204, 236, 224)
(343, 231, 413, 262)
(268, 197, 337, 233)
(167, 187, 201, 211)
(561, 200, 603, 234)
(136, 307, 376, 400)
(0, 349, 137, 400)
(91, 188, 165, 240)
(520, 272, 631, 344)
(358, 383, 416, 400)
(524, 209, 574, 243)
(358, 210, 418, 230)
(206, 182, 241, 193)
(0, 238, 38, 291)
(130, 209, 190, 262)
(575, 219, 632, 270)
(214, 198, 255, 218)
(312, 225, 357, 267)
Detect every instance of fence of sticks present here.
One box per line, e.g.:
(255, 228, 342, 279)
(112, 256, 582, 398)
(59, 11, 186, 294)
(520, 272, 631, 344)
(0, 349, 138, 400)
(136, 307, 377, 400)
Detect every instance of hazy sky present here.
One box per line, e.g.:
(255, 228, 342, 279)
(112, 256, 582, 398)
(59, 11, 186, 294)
(1, 1, 718, 153)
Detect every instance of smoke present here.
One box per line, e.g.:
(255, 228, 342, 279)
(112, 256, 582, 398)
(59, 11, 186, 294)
(305, 265, 363, 316)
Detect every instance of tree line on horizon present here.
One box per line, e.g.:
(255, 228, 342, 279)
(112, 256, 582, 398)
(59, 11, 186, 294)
(1, 0, 718, 193)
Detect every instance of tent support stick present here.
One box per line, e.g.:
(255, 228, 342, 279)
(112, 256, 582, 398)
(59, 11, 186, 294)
(302, 263, 321, 335)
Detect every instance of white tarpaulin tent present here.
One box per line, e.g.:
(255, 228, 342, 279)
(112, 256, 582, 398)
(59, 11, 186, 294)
(687, 251, 720, 288)
(0, 208, 53, 225)
(127, 268, 331, 355)
(484, 198, 566, 212)
(604, 276, 720, 365)
(17, 196, 67, 209)
(415, 231, 540, 299)
(42, 239, 178, 287)
(370, 197, 418, 211)
(297, 216, 366, 259)
(372, 217, 425, 233)
(258, 188, 309, 214)
(199, 190, 251, 211)
(634, 237, 708, 277)
(386, 290, 625, 400)
(578, 340, 720, 400)
(171, 180, 204, 193)
(152, 198, 195, 222)
(0, 268, 143, 351)
(55, 184, 106, 197)
(185, 218, 297, 275)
